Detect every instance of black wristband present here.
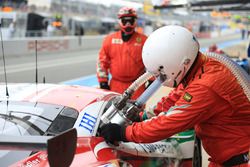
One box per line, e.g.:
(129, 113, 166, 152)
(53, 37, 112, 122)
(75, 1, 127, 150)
(120, 126, 128, 142)
(100, 82, 110, 90)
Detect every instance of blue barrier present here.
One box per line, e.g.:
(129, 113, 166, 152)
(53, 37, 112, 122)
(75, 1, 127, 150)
(62, 74, 98, 86)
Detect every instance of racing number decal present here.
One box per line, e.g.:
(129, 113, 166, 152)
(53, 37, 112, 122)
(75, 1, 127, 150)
(79, 112, 97, 133)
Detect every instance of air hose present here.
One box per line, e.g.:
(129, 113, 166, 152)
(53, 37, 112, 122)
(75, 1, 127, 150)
(124, 71, 153, 96)
(205, 52, 250, 101)
(100, 71, 153, 124)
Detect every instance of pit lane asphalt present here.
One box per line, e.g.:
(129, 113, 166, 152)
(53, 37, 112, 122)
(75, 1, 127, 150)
(0, 33, 247, 84)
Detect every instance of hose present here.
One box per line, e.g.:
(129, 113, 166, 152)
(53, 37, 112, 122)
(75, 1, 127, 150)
(101, 71, 154, 124)
(204, 52, 250, 101)
(124, 71, 153, 96)
(135, 76, 164, 107)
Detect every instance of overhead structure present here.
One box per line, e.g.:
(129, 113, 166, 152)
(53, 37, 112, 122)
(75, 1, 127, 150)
(153, 0, 250, 12)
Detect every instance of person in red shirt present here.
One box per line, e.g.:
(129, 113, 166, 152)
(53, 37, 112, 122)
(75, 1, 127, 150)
(96, 7, 148, 99)
(100, 25, 250, 167)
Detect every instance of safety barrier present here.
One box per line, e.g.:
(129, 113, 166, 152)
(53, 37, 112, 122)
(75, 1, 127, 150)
(0, 35, 105, 57)
(0, 29, 239, 57)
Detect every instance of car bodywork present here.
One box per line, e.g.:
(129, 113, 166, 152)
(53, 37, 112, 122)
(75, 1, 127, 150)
(0, 83, 190, 167)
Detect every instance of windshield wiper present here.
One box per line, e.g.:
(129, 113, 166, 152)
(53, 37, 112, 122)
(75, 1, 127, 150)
(8, 110, 53, 122)
(0, 113, 44, 135)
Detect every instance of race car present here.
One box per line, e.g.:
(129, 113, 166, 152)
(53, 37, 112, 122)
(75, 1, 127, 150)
(0, 82, 194, 167)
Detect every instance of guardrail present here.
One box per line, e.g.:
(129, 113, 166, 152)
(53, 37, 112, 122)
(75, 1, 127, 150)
(0, 29, 240, 57)
(0, 35, 105, 57)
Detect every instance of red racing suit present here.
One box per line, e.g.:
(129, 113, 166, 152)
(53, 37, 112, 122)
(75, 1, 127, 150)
(140, 84, 184, 120)
(125, 52, 250, 166)
(97, 30, 147, 99)
(140, 84, 193, 167)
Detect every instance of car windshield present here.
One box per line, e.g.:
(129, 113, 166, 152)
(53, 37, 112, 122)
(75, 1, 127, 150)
(0, 101, 78, 136)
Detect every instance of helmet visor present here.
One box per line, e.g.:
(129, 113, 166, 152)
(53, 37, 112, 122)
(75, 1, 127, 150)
(120, 17, 136, 26)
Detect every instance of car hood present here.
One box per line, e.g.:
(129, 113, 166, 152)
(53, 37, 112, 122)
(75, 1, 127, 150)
(0, 83, 112, 112)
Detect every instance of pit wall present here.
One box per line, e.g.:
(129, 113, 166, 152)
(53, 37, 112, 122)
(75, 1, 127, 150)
(0, 35, 105, 57)
(0, 28, 238, 57)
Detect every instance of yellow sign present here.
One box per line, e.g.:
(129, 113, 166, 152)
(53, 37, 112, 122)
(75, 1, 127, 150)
(143, 0, 160, 16)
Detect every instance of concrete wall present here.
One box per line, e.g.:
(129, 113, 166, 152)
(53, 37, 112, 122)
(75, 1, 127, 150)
(0, 35, 105, 57)
(0, 29, 239, 57)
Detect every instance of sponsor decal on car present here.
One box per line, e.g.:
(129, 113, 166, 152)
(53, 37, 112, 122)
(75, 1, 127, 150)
(79, 112, 97, 133)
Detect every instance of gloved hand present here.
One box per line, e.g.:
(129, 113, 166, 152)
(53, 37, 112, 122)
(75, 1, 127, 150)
(99, 123, 127, 144)
(100, 82, 110, 90)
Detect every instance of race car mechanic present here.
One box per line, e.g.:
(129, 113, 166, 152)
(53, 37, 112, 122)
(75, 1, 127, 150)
(96, 7, 148, 99)
(100, 25, 250, 167)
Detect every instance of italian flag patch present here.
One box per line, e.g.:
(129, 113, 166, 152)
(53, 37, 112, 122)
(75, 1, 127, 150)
(183, 92, 193, 102)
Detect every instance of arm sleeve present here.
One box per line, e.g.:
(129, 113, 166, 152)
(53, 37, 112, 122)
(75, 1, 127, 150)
(140, 84, 184, 121)
(153, 84, 184, 115)
(97, 36, 110, 83)
(126, 84, 220, 143)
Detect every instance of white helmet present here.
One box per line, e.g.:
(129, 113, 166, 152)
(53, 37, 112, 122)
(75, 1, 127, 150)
(142, 25, 200, 88)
